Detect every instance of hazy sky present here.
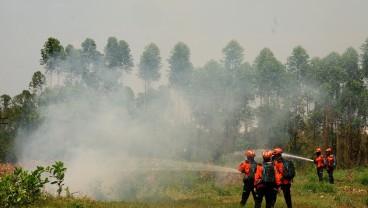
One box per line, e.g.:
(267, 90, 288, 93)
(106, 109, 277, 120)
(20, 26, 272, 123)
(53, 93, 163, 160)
(1, 0, 368, 96)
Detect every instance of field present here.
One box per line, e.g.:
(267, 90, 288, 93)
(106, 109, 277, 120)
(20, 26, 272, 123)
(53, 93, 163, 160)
(26, 166, 368, 208)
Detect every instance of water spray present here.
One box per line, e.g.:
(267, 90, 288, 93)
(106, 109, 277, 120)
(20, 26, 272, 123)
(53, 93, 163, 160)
(282, 153, 313, 162)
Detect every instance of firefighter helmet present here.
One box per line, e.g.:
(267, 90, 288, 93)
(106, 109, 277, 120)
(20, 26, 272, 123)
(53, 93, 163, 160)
(326, 148, 332, 152)
(273, 147, 283, 155)
(316, 148, 322, 153)
(245, 150, 256, 157)
(262, 150, 273, 159)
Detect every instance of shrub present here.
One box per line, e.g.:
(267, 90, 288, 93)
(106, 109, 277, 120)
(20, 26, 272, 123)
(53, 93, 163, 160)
(359, 172, 368, 185)
(0, 166, 49, 207)
(0, 161, 67, 207)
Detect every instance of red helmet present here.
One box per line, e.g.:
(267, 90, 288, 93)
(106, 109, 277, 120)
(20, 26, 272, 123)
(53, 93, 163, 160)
(262, 150, 273, 159)
(316, 148, 322, 153)
(245, 150, 256, 157)
(273, 147, 283, 155)
(326, 148, 332, 152)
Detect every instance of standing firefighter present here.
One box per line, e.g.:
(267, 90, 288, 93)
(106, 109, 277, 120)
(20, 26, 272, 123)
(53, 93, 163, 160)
(238, 149, 259, 206)
(254, 150, 281, 208)
(325, 148, 336, 184)
(273, 147, 294, 208)
(314, 148, 325, 182)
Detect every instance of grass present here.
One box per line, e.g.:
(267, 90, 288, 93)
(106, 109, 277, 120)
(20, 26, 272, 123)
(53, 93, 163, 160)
(26, 167, 368, 208)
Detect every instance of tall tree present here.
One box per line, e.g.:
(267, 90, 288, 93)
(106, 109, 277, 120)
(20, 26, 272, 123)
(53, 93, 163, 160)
(315, 52, 345, 150)
(81, 38, 102, 89)
(222, 40, 244, 71)
(64, 44, 83, 84)
(104, 37, 134, 88)
(138, 43, 162, 93)
(360, 38, 368, 79)
(40, 37, 65, 87)
(168, 42, 193, 92)
(285, 46, 311, 152)
(29, 71, 46, 95)
(254, 48, 287, 147)
(254, 48, 285, 106)
(338, 47, 366, 166)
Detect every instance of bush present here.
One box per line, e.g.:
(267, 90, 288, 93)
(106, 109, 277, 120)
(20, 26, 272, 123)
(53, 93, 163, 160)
(359, 172, 368, 185)
(0, 166, 49, 207)
(0, 161, 67, 207)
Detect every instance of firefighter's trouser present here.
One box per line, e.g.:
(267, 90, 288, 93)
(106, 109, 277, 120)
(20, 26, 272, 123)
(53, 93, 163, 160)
(281, 184, 292, 208)
(240, 178, 255, 206)
(317, 167, 323, 182)
(327, 168, 334, 184)
(254, 186, 277, 208)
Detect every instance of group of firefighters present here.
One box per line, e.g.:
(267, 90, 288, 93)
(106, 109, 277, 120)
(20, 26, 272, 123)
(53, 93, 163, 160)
(237, 147, 336, 208)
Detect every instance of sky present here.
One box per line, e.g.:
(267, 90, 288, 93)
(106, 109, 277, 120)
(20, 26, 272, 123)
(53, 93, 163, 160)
(1, 0, 368, 96)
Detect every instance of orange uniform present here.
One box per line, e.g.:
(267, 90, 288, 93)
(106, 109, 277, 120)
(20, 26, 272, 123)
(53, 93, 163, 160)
(238, 160, 256, 179)
(325, 154, 335, 171)
(314, 155, 324, 168)
(274, 159, 291, 185)
(254, 162, 281, 188)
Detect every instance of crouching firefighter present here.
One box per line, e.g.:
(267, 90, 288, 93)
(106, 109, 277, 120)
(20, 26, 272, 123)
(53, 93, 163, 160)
(273, 147, 295, 208)
(254, 150, 281, 208)
(238, 149, 259, 206)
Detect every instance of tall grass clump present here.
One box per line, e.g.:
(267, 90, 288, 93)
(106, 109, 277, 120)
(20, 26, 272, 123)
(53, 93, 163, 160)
(300, 181, 336, 193)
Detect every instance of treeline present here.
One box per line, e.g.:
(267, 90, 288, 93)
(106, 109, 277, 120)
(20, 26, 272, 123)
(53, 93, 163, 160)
(1, 37, 368, 168)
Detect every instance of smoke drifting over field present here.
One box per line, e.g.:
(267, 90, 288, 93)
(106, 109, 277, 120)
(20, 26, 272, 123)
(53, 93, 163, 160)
(14, 82, 240, 200)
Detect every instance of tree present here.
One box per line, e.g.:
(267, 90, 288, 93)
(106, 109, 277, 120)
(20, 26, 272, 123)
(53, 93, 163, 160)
(104, 37, 134, 88)
(254, 48, 287, 147)
(254, 48, 286, 106)
(40, 37, 65, 87)
(314, 52, 345, 152)
(167, 42, 193, 92)
(81, 38, 102, 89)
(138, 43, 162, 93)
(11, 90, 37, 130)
(338, 47, 366, 167)
(285, 46, 311, 152)
(64, 45, 83, 84)
(360, 38, 368, 79)
(29, 71, 46, 95)
(222, 40, 244, 71)
(81, 38, 100, 71)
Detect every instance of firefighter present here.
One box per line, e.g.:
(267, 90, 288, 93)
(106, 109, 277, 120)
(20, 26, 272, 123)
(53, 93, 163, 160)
(314, 148, 324, 182)
(273, 147, 292, 208)
(325, 148, 335, 184)
(254, 150, 281, 208)
(237, 149, 259, 206)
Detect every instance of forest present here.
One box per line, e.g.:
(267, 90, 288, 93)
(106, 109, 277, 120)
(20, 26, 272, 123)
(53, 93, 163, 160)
(1, 37, 368, 169)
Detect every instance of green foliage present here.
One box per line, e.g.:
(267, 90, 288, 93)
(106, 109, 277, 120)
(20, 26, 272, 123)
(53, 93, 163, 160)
(0, 166, 49, 207)
(359, 171, 368, 185)
(0, 161, 68, 207)
(46, 161, 67, 196)
(168, 42, 193, 92)
(300, 182, 336, 193)
(138, 43, 162, 87)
